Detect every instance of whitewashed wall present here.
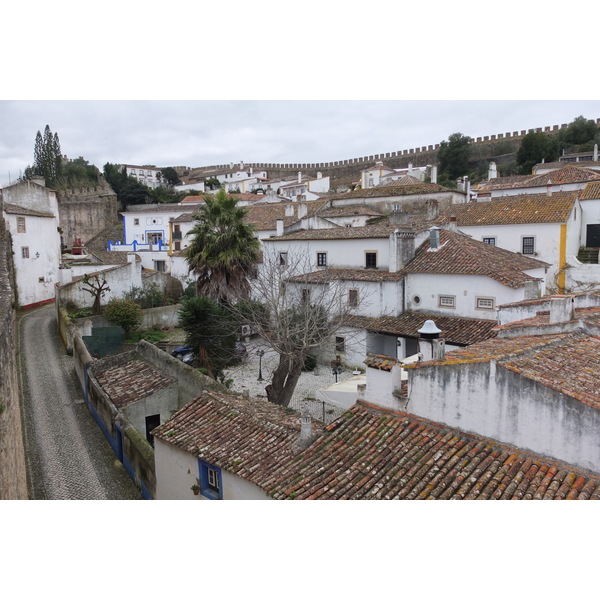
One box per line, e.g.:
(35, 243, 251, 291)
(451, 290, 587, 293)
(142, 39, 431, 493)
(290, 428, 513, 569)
(407, 360, 600, 475)
(154, 439, 272, 500)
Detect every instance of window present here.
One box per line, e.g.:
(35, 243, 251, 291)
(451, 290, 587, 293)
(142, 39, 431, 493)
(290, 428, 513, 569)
(301, 288, 311, 304)
(476, 297, 495, 310)
(438, 295, 455, 308)
(133, 218, 140, 226)
(365, 252, 377, 269)
(174, 241, 181, 251)
(279, 252, 288, 266)
(38, 277, 45, 283)
(522, 237, 535, 255)
(17, 217, 26, 233)
(335, 336, 346, 353)
(147, 232, 163, 245)
(348, 289, 359, 307)
(482, 237, 496, 245)
(317, 252, 327, 267)
(21, 246, 29, 259)
(154, 260, 166, 272)
(199, 460, 223, 500)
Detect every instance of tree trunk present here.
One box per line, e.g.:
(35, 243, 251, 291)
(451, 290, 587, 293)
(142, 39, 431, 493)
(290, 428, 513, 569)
(266, 354, 303, 408)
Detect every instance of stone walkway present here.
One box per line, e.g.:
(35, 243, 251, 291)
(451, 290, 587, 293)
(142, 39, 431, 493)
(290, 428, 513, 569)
(18, 305, 140, 500)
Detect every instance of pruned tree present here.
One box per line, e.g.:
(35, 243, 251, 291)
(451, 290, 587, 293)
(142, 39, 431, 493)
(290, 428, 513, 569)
(80, 273, 111, 315)
(232, 248, 367, 407)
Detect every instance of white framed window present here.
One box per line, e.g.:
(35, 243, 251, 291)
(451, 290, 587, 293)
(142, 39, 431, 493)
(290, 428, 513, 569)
(21, 246, 29, 259)
(317, 252, 327, 267)
(17, 217, 26, 233)
(348, 288, 359, 307)
(438, 295, 455, 308)
(522, 236, 535, 255)
(476, 297, 495, 310)
(482, 237, 496, 245)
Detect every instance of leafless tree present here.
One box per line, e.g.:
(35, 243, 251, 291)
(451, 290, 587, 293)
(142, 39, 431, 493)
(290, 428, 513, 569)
(80, 273, 110, 315)
(234, 248, 368, 407)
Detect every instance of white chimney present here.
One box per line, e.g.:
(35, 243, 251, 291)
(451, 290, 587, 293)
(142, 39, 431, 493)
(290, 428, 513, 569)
(297, 203, 307, 219)
(488, 161, 497, 180)
(549, 296, 574, 324)
(547, 180, 552, 196)
(297, 401, 314, 448)
(240, 161, 244, 169)
(276, 219, 284, 236)
(594, 144, 598, 162)
(448, 215, 458, 231)
(285, 204, 294, 217)
(408, 162, 413, 173)
(317, 171, 322, 179)
(429, 226, 440, 249)
(298, 171, 302, 183)
(417, 320, 445, 362)
(430, 165, 437, 184)
(456, 177, 464, 191)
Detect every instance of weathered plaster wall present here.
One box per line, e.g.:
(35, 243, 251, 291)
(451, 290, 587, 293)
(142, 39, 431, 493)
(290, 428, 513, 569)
(0, 211, 28, 499)
(407, 361, 600, 474)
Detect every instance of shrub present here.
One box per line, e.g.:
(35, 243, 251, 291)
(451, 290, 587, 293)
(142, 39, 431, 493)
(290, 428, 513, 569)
(104, 299, 142, 334)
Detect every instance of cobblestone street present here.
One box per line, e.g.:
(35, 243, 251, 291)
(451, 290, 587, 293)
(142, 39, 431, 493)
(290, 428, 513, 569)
(18, 305, 140, 500)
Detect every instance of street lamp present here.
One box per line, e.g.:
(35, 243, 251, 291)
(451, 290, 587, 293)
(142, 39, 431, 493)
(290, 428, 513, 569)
(332, 366, 343, 383)
(257, 349, 265, 381)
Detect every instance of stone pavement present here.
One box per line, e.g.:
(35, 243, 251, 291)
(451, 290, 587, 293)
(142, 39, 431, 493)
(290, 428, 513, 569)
(222, 338, 358, 421)
(18, 306, 141, 500)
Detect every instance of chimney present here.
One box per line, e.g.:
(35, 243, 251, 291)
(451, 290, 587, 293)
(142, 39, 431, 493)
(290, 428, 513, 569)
(429, 226, 440, 249)
(547, 180, 552, 196)
(488, 161, 497, 180)
(276, 219, 284, 236)
(448, 215, 458, 232)
(285, 204, 294, 217)
(389, 206, 410, 226)
(389, 228, 416, 272)
(240, 161, 244, 169)
(297, 203, 307, 219)
(408, 162, 413, 174)
(31, 175, 46, 187)
(430, 165, 437, 184)
(317, 171, 322, 179)
(298, 172, 302, 183)
(456, 177, 464, 191)
(297, 401, 315, 448)
(417, 320, 445, 362)
(549, 296, 574, 324)
(426, 199, 439, 221)
(594, 144, 598, 162)
(464, 176, 470, 200)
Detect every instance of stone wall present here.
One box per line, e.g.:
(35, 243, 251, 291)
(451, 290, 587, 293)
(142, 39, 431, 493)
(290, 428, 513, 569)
(57, 181, 118, 249)
(183, 118, 600, 188)
(0, 197, 28, 499)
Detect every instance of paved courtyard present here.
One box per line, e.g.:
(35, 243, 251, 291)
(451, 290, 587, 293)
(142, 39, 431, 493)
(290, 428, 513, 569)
(222, 338, 360, 422)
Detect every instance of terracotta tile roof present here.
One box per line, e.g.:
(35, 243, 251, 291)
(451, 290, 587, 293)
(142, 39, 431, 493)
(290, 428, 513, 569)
(3, 203, 54, 218)
(94, 358, 176, 409)
(181, 195, 206, 204)
(401, 229, 548, 288)
(288, 268, 404, 283)
(362, 162, 394, 172)
(243, 199, 328, 231)
(580, 182, 600, 200)
(325, 183, 451, 201)
(497, 290, 600, 310)
(273, 222, 398, 241)
(381, 174, 425, 186)
(496, 306, 600, 333)
(476, 165, 600, 192)
(364, 353, 399, 371)
(438, 191, 577, 226)
(266, 402, 600, 499)
(346, 311, 497, 346)
(152, 390, 322, 487)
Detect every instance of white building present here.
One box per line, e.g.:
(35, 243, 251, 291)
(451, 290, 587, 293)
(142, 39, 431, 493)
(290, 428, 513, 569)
(1, 178, 62, 309)
(123, 165, 164, 189)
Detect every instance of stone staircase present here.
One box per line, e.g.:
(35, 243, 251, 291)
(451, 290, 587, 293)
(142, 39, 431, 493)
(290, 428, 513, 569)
(577, 247, 600, 264)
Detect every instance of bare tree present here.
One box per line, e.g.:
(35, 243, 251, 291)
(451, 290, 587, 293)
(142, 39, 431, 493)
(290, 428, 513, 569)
(235, 248, 368, 407)
(80, 273, 111, 315)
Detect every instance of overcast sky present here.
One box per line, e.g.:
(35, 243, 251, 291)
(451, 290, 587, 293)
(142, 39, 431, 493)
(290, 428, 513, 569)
(1, 100, 599, 186)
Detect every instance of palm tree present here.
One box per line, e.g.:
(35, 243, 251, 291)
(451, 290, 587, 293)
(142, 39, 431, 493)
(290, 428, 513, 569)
(185, 189, 260, 304)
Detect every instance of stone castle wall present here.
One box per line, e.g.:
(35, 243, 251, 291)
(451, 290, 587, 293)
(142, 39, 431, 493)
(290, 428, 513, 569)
(0, 192, 28, 499)
(57, 180, 118, 248)
(184, 118, 600, 184)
